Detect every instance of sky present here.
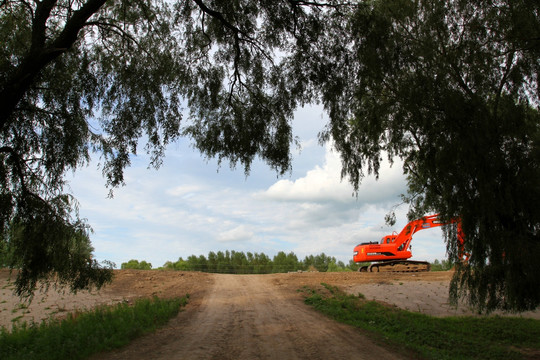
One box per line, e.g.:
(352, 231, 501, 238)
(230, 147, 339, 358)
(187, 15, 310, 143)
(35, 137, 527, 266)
(67, 105, 448, 269)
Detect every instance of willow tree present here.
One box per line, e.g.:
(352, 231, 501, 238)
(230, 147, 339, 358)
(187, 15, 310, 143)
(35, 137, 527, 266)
(0, 0, 341, 296)
(311, 0, 540, 312)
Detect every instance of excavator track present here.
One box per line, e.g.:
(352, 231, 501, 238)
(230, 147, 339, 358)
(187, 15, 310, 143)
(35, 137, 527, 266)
(359, 260, 431, 272)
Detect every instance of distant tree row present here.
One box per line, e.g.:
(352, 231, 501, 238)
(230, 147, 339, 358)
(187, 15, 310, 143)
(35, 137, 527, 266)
(121, 251, 454, 273)
(121, 251, 358, 274)
(160, 251, 358, 274)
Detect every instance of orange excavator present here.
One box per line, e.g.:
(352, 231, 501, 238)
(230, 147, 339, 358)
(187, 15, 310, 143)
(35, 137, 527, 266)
(353, 214, 464, 272)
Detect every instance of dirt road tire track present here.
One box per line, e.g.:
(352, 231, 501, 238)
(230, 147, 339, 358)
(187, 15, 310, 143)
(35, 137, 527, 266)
(96, 274, 408, 360)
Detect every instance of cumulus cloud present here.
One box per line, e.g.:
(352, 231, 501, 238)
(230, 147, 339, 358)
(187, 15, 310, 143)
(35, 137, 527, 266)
(263, 144, 406, 208)
(265, 148, 353, 203)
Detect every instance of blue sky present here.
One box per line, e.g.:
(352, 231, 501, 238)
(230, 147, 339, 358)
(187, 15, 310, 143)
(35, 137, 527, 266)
(68, 105, 447, 268)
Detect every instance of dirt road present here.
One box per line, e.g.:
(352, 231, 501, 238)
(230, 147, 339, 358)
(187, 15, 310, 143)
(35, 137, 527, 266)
(96, 274, 408, 360)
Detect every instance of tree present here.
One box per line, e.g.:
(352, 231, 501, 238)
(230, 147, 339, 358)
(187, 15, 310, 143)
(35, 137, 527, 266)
(231, 251, 248, 274)
(431, 259, 453, 272)
(252, 252, 272, 274)
(347, 259, 360, 272)
(186, 254, 207, 271)
(0, 0, 340, 296)
(164, 257, 190, 271)
(312, 0, 540, 312)
(207, 251, 218, 273)
(272, 251, 300, 273)
(303, 253, 336, 272)
(121, 259, 152, 270)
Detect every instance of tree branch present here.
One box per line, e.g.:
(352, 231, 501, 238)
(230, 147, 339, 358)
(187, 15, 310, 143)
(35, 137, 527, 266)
(193, 0, 281, 104)
(0, 0, 107, 134)
(0, 145, 30, 195)
(192, 0, 244, 36)
(494, 50, 515, 118)
(288, 0, 350, 8)
(31, 0, 57, 52)
(192, 0, 244, 102)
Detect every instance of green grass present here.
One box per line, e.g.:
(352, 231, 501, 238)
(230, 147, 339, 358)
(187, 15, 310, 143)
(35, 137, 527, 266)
(303, 283, 540, 360)
(0, 295, 188, 360)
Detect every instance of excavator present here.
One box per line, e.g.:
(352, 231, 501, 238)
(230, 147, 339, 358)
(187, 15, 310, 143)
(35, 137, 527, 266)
(353, 214, 464, 272)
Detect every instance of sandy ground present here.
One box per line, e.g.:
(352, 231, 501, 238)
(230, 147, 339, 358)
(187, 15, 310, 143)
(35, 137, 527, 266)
(1, 269, 538, 359)
(343, 274, 540, 319)
(0, 269, 214, 329)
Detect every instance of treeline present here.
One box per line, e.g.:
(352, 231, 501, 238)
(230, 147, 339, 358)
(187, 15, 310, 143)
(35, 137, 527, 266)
(120, 251, 454, 273)
(122, 251, 359, 274)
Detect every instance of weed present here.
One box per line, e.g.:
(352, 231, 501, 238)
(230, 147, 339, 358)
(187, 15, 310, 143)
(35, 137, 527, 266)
(321, 283, 338, 294)
(10, 316, 23, 323)
(10, 303, 27, 314)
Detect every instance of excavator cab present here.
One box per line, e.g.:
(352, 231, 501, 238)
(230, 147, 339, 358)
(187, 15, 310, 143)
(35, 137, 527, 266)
(381, 234, 397, 244)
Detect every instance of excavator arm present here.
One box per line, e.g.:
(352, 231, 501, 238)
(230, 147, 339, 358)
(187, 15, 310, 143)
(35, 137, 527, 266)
(394, 214, 449, 253)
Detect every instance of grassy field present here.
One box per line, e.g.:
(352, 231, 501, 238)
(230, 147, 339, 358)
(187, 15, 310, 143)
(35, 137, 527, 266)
(302, 283, 540, 360)
(0, 295, 188, 360)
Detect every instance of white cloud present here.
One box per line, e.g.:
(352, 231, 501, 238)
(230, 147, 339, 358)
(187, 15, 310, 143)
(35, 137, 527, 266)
(166, 184, 204, 198)
(265, 147, 353, 203)
(264, 145, 406, 207)
(217, 225, 255, 242)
